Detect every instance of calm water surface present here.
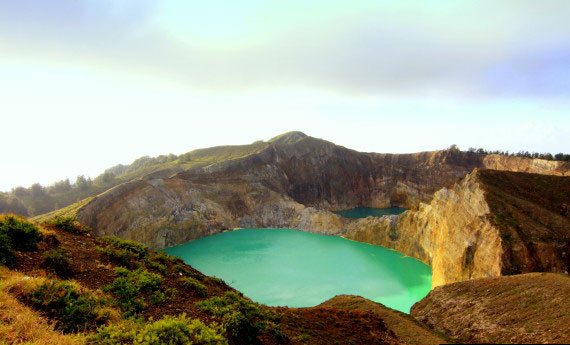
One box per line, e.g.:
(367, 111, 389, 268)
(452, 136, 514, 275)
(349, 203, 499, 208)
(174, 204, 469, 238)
(164, 228, 431, 313)
(333, 207, 408, 219)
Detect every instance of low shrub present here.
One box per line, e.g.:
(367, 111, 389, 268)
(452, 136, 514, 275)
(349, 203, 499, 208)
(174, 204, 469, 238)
(208, 276, 225, 286)
(98, 236, 149, 269)
(47, 216, 90, 234)
(154, 251, 183, 265)
(103, 268, 162, 316)
(0, 232, 14, 266)
(42, 249, 73, 276)
(87, 319, 141, 345)
(24, 280, 108, 333)
(197, 291, 281, 344)
(149, 290, 166, 304)
(0, 215, 43, 251)
(134, 314, 227, 345)
(89, 315, 227, 345)
(144, 258, 167, 275)
(180, 276, 208, 297)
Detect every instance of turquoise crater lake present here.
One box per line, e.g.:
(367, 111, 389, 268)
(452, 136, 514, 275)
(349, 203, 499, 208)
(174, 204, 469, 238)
(164, 228, 431, 313)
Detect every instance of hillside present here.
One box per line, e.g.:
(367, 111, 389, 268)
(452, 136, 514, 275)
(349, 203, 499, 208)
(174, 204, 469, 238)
(32, 132, 569, 250)
(12, 131, 569, 219)
(1, 215, 404, 345)
(319, 295, 450, 345)
(411, 273, 570, 344)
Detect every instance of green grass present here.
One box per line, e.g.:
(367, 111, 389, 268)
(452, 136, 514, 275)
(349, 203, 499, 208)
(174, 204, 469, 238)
(32, 196, 96, 223)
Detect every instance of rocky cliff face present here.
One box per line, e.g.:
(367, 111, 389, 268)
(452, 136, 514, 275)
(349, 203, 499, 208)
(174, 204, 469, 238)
(345, 169, 570, 287)
(77, 176, 347, 249)
(72, 133, 570, 286)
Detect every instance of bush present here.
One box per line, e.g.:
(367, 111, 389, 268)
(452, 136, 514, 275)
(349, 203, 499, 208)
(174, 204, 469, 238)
(89, 315, 227, 345)
(208, 276, 225, 286)
(144, 258, 168, 275)
(24, 280, 108, 333)
(103, 268, 162, 316)
(134, 314, 227, 345)
(0, 232, 14, 266)
(154, 251, 183, 265)
(42, 249, 73, 276)
(197, 291, 280, 344)
(0, 215, 43, 251)
(98, 236, 149, 269)
(47, 215, 90, 234)
(88, 320, 140, 345)
(181, 277, 208, 297)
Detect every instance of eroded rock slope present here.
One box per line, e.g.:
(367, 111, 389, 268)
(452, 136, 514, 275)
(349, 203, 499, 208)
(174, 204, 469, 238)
(345, 169, 570, 287)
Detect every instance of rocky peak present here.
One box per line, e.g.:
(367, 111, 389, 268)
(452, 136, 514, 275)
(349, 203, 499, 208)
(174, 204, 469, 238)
(268, 131, 308, 145)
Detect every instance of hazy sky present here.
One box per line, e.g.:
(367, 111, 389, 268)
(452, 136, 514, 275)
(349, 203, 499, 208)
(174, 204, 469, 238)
(1, 1, 569, 191)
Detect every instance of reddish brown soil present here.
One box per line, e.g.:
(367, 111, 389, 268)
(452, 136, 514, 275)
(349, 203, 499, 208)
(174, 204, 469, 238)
(319, 295, 450, 345)
(411, 273, 570, 344)
(12, 226, 404, 345)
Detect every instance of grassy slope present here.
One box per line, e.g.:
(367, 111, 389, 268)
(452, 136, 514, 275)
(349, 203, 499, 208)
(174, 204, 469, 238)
(411, 273, 570, 344)
(117, 140, 271, 181)
(0, 268, 86, 345)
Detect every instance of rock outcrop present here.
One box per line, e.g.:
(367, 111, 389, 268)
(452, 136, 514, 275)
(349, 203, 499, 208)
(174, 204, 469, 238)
(410, 273, 570, 344)
(345, 169, 570, 287)
(77, 176, 347, 249)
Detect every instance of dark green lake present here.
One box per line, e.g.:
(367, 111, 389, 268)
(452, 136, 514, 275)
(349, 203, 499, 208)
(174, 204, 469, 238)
(333, 207, 408, 219)
(164, 228, 431, 313)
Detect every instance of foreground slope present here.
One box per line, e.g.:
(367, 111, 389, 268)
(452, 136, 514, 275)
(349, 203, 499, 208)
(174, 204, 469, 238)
(346, 169, 570, 287)
(319, 295, 450, 345)
(410, 273, 570, 344)
(2, 215, 404, 345)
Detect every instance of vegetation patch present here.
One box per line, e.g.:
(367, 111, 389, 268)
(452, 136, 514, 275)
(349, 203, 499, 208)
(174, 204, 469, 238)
(0, 215, 43, 251)
(89, 314, 227, 345)
(0, 269, 86, 345)
(198, 291, 282, 344)
(180, 276, 208, 297)
(0, 215, 43, 266)
(46, 215, 90, 234)
(144, 257, 168, 275)
(98, 236, 149, 269)
(103, 267, 162, 316)
(208, 276, 226, 286)
(0, 232, 14, 266)
(42, 249, 73, 277)
(21, 279, 110, 333)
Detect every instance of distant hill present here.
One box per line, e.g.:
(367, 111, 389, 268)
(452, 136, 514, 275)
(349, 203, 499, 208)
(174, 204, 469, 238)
(7, 131, 570, 218)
